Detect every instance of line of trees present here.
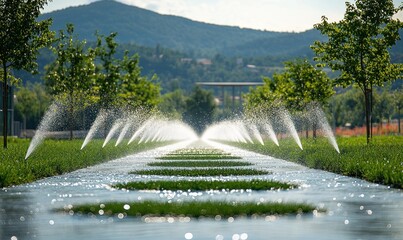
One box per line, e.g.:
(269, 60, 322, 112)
(0, 0, 160, 147)
(44, 24, 160, 139)
(244, 0, 403, 143)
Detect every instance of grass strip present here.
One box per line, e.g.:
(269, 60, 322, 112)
(157, 155, 242, 160)
(113, 179, 295, 191)
(131, 168, 269, 176)
(65, 200, 317, 218)
(232, 136, 403, 189)
(169, 148, 231, 155)
(148, 161, 251, 168)
(158, 148, 241, 160)
(0, 138, 165, 187)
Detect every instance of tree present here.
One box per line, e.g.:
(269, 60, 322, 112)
(244, 60, 333, 137)
(117, 51, 160, 109)
(312, 0, 403, 144)
(0, 0, 54, 148)
(45, 24, 96, 140)
(158, 89, 187, 119)
(183, 86, 216, 135)
(93, 32, 120, 110)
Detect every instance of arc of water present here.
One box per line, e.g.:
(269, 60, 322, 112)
(81, 109, 108, 150)
(280, 109, 303, 150)
(102, 121, 123, 148)
(250, 124, 264, 145)
(115, 121, 132, 146)
(263, 122, 279, 146)
(25, 102, 62, 159)
(311, 104, 340, 153)
(128, 117, 154, 145)
(236, 121, 254, 143)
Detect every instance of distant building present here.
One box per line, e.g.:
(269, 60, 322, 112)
(196, 58, 212, 66)
(0, 84, 15, 136)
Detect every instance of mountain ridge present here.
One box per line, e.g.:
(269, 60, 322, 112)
(39, 0, 321, 57)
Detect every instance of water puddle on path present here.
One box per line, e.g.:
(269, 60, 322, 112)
(1, 140, 402, 240)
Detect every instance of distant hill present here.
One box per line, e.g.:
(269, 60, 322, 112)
(39, 0, 320, 57)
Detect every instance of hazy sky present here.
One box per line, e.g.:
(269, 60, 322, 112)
(42, 0, 403, 32)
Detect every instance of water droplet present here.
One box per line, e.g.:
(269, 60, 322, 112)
(344, 220, 349, 225)
(118, 213, 124, 219)
(386, 224, 392, 229)
(359, 206, 364, 210)
(123, 204, 130, 210)
(367, 210, 373, 215)
(216, 235, 224, 240)
(184, 232, 193, 239)
(98, 210, 104, 215)
(228, 217, 234, 223)
(11, 236, 18, 240)
(19, 216, 25, 222)
(232, 234, 240, 240)
(240, 233, 248, 240)
(49, 220, 55, 225)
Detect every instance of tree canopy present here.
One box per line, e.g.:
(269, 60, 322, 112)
(0, 0, 54, 148)
(312, 0, 403, 143)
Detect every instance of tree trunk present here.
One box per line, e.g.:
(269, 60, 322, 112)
(399, 106, 401, 135)
(313, 122, 317, 139)
(2, 63, 8, 149)
(305, 121, 309, 139)
(69, 94, 74, 140)
(364, 88, 371, 144)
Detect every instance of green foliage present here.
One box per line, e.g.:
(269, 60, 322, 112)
(148, 161, 251, 168)
(66, 200, 317, 218)
(131, 168, 270, 177)
(158, 89, 187, 119)
(312, 0, 403, 143)
(117, 52, 160, 109)
(157, 155, 242, 160)
(158, 147, 241, 160)
(183, 86, 217, 134)
(14, 83, 52, 130)
(113, 179, 295, 191)
(232, 136, 403, 189)
(93, 32, 120, 109)
(244, 59, 333, 112)
(0, 138, 164, 188)
(330, 88, 365, 127)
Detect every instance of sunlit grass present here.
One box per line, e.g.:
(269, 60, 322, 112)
(65, 200, 317, 218)
(113, 179, 296, 191)
(148, 161, 252, 168)
(232, 136, 403, 189)
(131, 168, 270, 177)
(0, 138, 165, 187)
(158, 147, 241, 160)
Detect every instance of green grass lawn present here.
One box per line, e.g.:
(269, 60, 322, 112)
(148, 161, 252, 168)
(0, 138, 164, 187)
(64, 200, 317, 218)
(113, 179, 296, 191)
(158, 147, 241, 160)
(232, 136, 403, 189)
